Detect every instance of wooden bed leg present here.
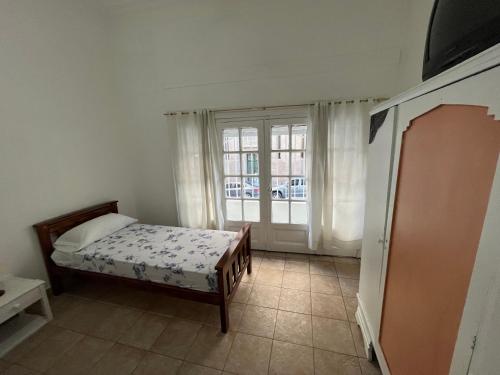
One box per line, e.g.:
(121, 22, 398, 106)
(219, 300, 229, 333)
(217, 266, 230, 333)
(49, 273, 64, 296)
(246, 230, 252, 274)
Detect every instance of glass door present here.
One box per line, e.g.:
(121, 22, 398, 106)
(267, 119, 309, 252)
(217, 113, 310, 252)
(219, 120, 268, 250)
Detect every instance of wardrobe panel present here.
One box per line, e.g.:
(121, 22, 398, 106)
(358, 107, 396, 345)
(379, 105, 500, 375)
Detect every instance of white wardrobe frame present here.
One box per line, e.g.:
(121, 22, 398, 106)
(357, 50, 500, 375)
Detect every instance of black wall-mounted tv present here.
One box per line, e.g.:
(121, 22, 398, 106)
(422, 0, 500, 81)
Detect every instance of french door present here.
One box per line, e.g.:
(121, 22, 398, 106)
(217, 112, 309, 252)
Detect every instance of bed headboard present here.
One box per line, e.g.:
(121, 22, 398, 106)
(33, 201, 118, 264)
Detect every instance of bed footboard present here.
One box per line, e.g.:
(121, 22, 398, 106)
(215, 224, 252, 332)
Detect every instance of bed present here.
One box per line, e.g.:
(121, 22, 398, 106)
(33, 201, 252, 333)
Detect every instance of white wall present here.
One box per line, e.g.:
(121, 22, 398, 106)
(109, 0, 411, 226)
(0, 0, 436, 281)
(397, 0, 435, 91)
(0, 0, 137, 281)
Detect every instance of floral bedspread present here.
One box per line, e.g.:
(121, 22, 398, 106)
(51, 224, 236, 292)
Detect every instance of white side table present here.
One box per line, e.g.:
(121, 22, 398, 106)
(0, 276, 53, 357)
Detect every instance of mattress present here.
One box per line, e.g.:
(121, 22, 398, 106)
(51, 223, 236, 292)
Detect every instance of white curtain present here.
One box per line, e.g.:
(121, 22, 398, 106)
(170, 110, 224, 230)
(307, 100, 372, 256)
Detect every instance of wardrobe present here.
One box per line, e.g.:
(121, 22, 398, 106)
(357, 45, 500, 375)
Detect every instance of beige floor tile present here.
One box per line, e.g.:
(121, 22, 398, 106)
(49, 297, 98, 331)
(175, 300, 211, 322)
(310, 275, 341, 295)
(186, 326, 236, 370)
(311, 293, 347, 320)
(16, 327, 83, 372)
(333, 257, 360, 264)
(264, 251, 286, 259)
(2, 364, 40, 375)
(241, 267, 259, 284)
(344, 297, 358, 323)
(148, 295, 181, 317)
(132, 352, 182, 375)
(118, 312, 171, 349)
(350, 323, 368, 358)
(99, 285, 156, 310)
(314, 348, 361, 375)
(49, 294, 84, 319)
(232, 283, 253, 303)
(312, 316, 356, 356)
(274, 311, 312, 346)
(91, 343, 146, 375)
(278, 288, 311, 314)
(284, 260, 309, 273)
(67, 281, 111, 301)
(3, 324, 61, 363)
(269, 341, 314, 375)
(46, 335, 114, 375)
(358, 358, 382, 375)
(151, 318, 202, 359)
(311, 255, 336, 263)
(285, 252, 309, 260)
(205, 303, 245, 331)
(252, 255, 264, 265)
(309, 261, 337, 276)
(90, 304, 143, 340)
(224, 333, 272, 375)
(335, 263, 360, 280)
(248, 284, 281, 309)
(282, 272, 311, 291)
(178, 362, 222, 375)
(339, 278, 359, 298)
(238, 305, 277, 339)
(255, 269, 283, 287)
(260, 257, 285, 271)
(53, 299, 141, 340)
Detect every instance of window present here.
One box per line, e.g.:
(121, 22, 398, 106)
(271, 124, 308, 224)
(223, 127, 260, 222)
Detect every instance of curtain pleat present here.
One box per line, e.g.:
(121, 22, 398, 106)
(307, 100, 372, 256)
(171, 110, 223, 229)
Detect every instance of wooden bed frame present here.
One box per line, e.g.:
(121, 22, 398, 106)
(33, 201, 252, 333)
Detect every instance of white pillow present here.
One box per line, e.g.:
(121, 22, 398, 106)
(54, 213, 138, 253)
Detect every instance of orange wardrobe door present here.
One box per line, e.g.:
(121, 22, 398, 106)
(380, 105, 500, 375)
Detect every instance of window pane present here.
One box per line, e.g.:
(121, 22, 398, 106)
(223, 128, 239, 152)
(224, 153, 241, 175)
(271, 152, 289, 176)
(291, 125, 307, 150)
(243, 177, 260, 199)
(226, 200, 242, 221)
(271, 177, 289, 199)
(224, 177, 241, 198)
(291, 152, 305, 175)
(272, 201, 289, 224)
(290, 177, 307, 200)
(291, 201, 308, 224)
(271, 125, 289, 150)
(241, 128, 258, 151)
(244, 200, 260, 222)
(241, 153, 259, 175)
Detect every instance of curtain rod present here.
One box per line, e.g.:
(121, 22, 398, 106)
(163, 97, 387, 116)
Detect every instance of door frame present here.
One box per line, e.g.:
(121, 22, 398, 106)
(373, 65, 500, 374)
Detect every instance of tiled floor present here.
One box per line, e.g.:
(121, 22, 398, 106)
(1, 251, 382, 375)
